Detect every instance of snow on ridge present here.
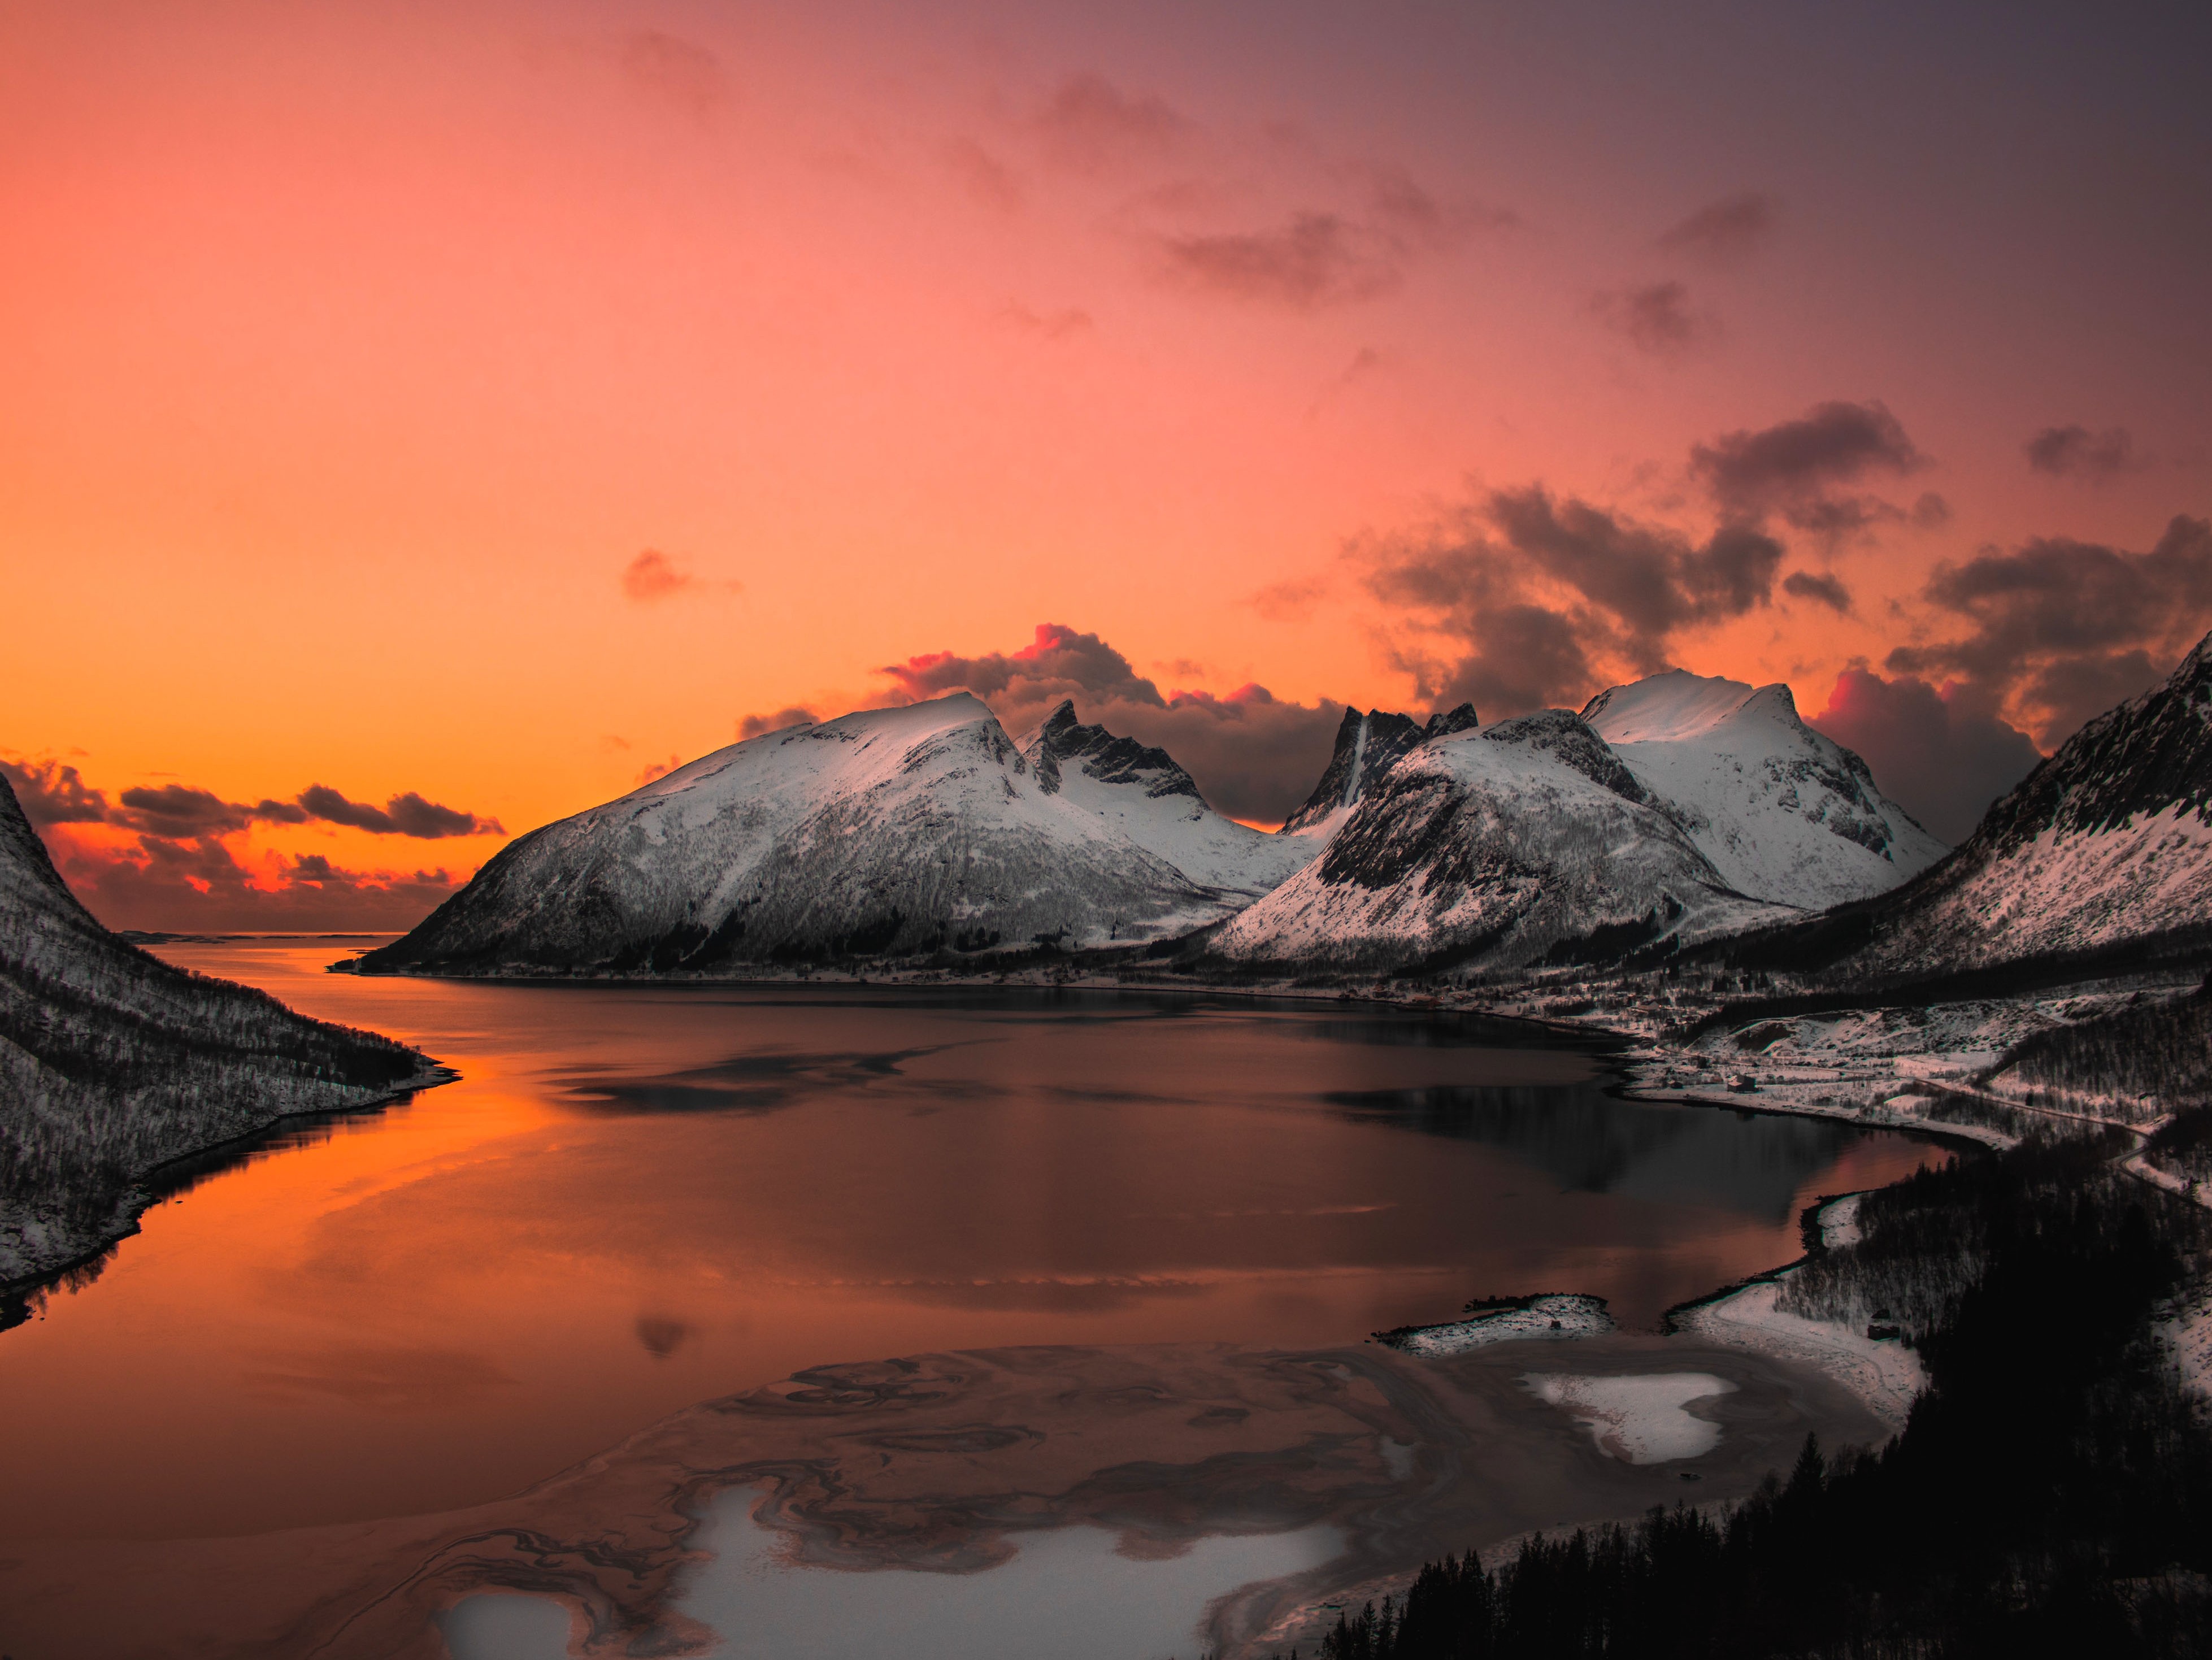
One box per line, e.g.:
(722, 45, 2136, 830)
(1586, 668, 1948, 911)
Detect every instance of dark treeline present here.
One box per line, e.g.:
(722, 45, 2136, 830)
(1292, 1135, 2212, 1659)
(1985, 976, 2212, 1123)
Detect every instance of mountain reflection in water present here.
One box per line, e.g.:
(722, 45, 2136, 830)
(0, 949, 1941, 1545)
(1331, 1085, 1869, 1221)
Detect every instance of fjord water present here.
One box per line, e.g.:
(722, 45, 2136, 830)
(0, 942, 1936, 1544)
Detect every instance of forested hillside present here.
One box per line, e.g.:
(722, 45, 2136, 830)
(0, 774, 429, 1287)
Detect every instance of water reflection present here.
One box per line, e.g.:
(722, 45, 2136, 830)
(1329, 1084, 1874, 1221)
(0, 946, 1941, 1544)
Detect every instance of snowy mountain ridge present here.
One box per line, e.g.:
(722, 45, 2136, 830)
(1770, 629, 2212, 979)
(359, 693, 1315, 974)
(1584, 671, 1949, 912)
(1213, 707, 1797, 974)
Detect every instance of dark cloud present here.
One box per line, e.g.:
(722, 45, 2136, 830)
(295, 785, 500, 839)
(1655, 192, 1779, 264)
(1592, 280, 1714, 356)
(2024, 424, 2145, 483)
(1032, 74, 1187, 172)
(1158, 212, 1400, 308)
(1155, 166, 1509, 311)
(878, 623, 1342, 822)
(42, 829, 464, 934)
(1359, 485, 1783, 715)
(1808, 670, 2044, 845)
(1911, 492, 1953, 529)
(622, 549, 695, 601)
(1690, 399, 1929, 531)
(1783, 570, 1853, 612)
(634, 756, 684, 785)
(0, 757, 112, 825)
(115, 784, 263, 839)
(736, 707, 819, 741)
(618, 29, 727, 116)
(1885, 514, 2212, 746)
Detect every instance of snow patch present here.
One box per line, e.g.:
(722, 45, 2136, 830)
(1523, 1372, 1737, 1463)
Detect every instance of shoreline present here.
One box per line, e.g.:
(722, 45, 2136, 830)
(0, 1064, 459, 1309)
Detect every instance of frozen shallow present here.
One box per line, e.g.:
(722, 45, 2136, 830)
(441, 1487, 1343, 1660)
(1523, 1371, 1737, 1463)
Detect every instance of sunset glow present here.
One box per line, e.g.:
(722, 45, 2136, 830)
(5, 1, 2207, 927)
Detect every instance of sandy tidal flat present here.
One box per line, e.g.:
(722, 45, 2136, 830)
(0, 1336, 1893, 1660)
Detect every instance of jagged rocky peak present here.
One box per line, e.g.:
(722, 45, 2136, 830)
(1279, 702, 1479, 836)
(1018, 699, 1202, 801)
(1582, 667, 1948, 911)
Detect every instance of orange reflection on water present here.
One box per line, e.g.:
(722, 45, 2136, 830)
(0, 944, 1941, 1543)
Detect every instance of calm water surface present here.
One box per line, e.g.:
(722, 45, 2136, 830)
(0, 941, 1940, 1542)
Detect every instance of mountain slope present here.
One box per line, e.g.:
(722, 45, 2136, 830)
(359, 694, 1293, 975)
(1214, 709, 1790, 974)
(1777, 631, 2212, 980)
(0, 775, 427, 1286)
(1279, 703, 1477, 835)
(1583, 670, 1948, 910)
(1017, 701, 1318, 897)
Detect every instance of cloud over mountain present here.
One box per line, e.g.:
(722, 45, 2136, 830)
(1885, 513, 2212, 746)
(1807, 668, 2044, 845)
(1359, 484, 1782, 715)
(879, 623, 1342, 822)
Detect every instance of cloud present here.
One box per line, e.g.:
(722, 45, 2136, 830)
(1690, 399, 1929, 530)
(617, 29, 727, 116)
(996, 300, 1093, 340)
(1783, 570, 1853, 612)
(1655, 192, 1779, 264)
(944, 138, 1024, 213)
(1251, 576, 1331, 622)
(113, 784, 295, 839)
(1359, 485, 1783, 715)
(1808, 670, 2044, 845)
(1158, 211, 1401, 308)
(1031, 74, 1187, 172)
(1592, 280, 1714, 356)
(622, 549, 696, 601)
(877, 623, 1342, 822)
(736, 707, 819, 740)
(40, 828, 465, 934)
(1885, 513, 2212, 745)
(1155, 165, 1509, 312)
(295, 785, 502, 838)
(2024, 424, 2145, 483)
(0, 757, 114, 825)
(1911, 492, 1953, 529)
(635, 755, 684, 785)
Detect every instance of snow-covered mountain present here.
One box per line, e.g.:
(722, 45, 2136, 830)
(1583, 671, 1947, 910)
(1280, 703, 1478, 836)
(0, 773, 425, 1285)
(1776, 631, 2212, 980)
(1214, 709, 1794, 974)
(1018, 701, 1318, 897)
(360, 694, 1319, 975)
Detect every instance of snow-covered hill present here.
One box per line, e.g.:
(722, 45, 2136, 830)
(1583, 671, 1948, 910)
(1794, 631, 2212, 978)
(1214, 709, 1793, 974)
(0, 775, 425, 1285)
(360, 694, 1315, 975)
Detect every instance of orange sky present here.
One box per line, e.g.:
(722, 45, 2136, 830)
(3, 1, 2207, 927)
